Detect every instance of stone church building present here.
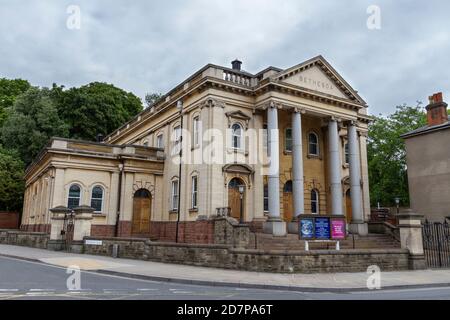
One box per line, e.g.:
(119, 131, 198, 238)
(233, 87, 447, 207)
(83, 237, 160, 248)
(21, 56, 372, 242)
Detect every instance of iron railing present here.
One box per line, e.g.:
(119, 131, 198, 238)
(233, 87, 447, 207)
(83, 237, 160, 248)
(422, 220, 450, 268)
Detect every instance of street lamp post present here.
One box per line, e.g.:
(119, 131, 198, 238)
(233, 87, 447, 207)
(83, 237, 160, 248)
(395, 197, 400, 215)
(175, 100, 183, 243)
(238, 185, 245, 224)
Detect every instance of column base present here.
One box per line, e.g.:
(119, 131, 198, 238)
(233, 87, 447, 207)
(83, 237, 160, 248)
(287, 217, 299, 234)
(47, 239, 65, 251)
(409, 254, 427, 270)
(263, 219, 287, 237)
(348, 222, 368, 236)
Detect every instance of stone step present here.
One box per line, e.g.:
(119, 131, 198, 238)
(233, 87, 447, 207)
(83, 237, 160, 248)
(253, 232, 400, 250)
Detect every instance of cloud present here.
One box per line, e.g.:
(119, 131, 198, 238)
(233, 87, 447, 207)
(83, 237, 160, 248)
(0, 0, 449, 115)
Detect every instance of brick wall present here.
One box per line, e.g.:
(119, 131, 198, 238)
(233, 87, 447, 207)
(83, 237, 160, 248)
(91, 225, 116, 237)
(20, 224, 51, 233)
(0, 212, 20, 229)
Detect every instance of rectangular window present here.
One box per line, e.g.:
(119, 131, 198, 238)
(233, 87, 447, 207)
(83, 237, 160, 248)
(344, 142, 349, 164)
(157, 134, 164, 149)
(191, 176, 198, 209)
(262, 124, 268, 153)
(171, 180, 179, 210)
(285, 128, 292, 152)
(263, 185, 269, 212)
(193, 116, 200, 146)
(173, 126, 181, 155)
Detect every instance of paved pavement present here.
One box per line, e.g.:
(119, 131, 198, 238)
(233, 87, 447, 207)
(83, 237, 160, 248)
(1, 244, 450, 293)
(1, 255, 450, 300)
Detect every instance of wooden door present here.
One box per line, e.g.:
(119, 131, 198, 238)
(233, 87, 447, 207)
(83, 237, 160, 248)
(228, 178, 244, 221)
(132, 189, 151, 235)
(345, 189, 352, 223)
(283, 192, 293, 222)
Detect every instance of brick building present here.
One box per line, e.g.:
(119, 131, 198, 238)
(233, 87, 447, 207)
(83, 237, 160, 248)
(402, 92, 450, 222)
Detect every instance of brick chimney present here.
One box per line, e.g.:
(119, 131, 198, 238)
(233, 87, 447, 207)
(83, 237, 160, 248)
(426, 92, 448, 126)
(231, 59, 242, 71)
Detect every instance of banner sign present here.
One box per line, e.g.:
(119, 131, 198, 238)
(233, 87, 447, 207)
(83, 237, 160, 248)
(300, 218, 315, 239)
(314, 217, 330, 239)
(298, 215, 347, 240)
(331, 218, 346, 240)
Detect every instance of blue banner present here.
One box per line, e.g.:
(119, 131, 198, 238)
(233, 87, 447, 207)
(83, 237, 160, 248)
(314, 217, 330, 239)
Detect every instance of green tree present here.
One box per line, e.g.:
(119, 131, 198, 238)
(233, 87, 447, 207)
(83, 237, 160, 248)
(0, 146, 25, 212)
(0, 87, 69, 165)
(145, 92, 163, 108)
(0, 78, 31, 126)
(367, 103, 427, 207)
(54, 82, 143, 141)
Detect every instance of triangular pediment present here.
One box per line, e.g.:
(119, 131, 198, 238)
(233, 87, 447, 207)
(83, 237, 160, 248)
(275, 56, 366, 105)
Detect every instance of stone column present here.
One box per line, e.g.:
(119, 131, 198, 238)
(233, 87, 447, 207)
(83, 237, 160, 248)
(328, 118, 343, 216)
(72, 205, 94, 253)
(263, 102, 286, 236)
(288, 109, 304, 234)
(48, 206, 70, 251)
(348, 121, 368, 235)
(397, 210, 426, 270)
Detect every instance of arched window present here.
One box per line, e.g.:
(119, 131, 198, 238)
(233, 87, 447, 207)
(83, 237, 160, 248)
(171, 179, 179, 211)
(308, 132, 319, 156)
(68, 184, 81, 209)
(231, 123, 243, 149)
(191, 175, 198, 209)
(90, 186, 104, 212)
(311, 189, 319, 214)
(283, 180, 293, 193)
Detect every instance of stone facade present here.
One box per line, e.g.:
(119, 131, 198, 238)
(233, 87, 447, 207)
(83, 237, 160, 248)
(0, 229, 49, 249)
(21, 55, 372, 239)
(83, 237, 409, 273)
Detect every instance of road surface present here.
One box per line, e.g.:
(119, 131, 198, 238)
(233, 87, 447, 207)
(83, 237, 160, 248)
(0, 256, 449, 300)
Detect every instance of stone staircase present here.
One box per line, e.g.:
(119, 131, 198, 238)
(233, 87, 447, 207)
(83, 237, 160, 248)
(253, 233, 400, 251)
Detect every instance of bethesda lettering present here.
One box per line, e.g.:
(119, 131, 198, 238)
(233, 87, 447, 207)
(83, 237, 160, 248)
(178, 305, 211, 318)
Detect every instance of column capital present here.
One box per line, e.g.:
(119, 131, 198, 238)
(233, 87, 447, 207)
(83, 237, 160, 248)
(292, 107, 306, 114)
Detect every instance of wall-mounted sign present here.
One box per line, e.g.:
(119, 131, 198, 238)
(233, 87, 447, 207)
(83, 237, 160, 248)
(331, 218, 346, 240)
(300, 218, 315, 239)
(314, 217, 331, 240)
(85, 239, 103, 246)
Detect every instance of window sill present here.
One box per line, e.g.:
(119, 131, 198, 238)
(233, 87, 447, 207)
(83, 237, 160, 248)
(342, 163, 349, 169)
(189, 208, 198, 213)
(307, 154, 322, 160)
(93, 213, 107, 217)
(283, 150, 292, 155)
(191, 145, 200, 151)
(227, 148, 248, 156)
(169, 210, 179, 214)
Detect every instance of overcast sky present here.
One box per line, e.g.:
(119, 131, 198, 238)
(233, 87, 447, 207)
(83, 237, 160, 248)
(0, 0, 449, 115)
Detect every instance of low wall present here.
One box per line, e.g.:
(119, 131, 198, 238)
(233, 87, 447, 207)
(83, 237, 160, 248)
(0, 229, 49, 249)
(83, 237, 410, 273)
(83, 237, 147, 259)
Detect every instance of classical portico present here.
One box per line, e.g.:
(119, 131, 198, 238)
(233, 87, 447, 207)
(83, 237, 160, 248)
(261, 101, 368, 236)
